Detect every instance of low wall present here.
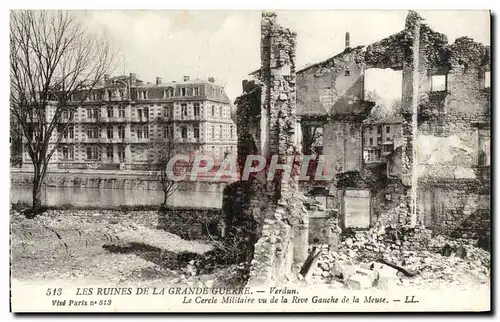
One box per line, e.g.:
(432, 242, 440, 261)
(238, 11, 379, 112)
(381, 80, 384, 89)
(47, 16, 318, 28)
(11, 171, 228, 192)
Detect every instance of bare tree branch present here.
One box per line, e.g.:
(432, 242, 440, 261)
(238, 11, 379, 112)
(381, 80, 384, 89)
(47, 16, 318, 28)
(10, 10, 117, 209)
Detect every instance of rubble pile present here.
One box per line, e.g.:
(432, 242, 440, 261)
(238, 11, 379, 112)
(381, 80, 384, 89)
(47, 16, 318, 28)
(304, 225, 490, 290)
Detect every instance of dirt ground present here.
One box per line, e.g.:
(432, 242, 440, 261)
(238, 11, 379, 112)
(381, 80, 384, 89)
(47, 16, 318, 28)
(10, 209, 491, 293)
(10, 210, 222, 287)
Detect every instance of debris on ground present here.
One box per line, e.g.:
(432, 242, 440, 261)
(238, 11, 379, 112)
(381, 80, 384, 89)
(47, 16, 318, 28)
(302, 222, 490, 290)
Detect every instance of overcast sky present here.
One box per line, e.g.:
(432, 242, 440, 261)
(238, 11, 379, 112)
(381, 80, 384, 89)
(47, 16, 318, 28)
(74, 10, 490, 102)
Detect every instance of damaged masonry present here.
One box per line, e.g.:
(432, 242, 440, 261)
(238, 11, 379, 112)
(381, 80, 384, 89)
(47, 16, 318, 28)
(229, 11, 490, 290)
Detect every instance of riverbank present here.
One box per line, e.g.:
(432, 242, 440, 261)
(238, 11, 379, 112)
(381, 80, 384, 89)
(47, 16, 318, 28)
(10, 209, 242, 288)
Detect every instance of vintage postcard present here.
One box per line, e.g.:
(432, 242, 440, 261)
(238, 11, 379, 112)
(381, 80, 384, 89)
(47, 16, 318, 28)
(9, 9, 491, 312)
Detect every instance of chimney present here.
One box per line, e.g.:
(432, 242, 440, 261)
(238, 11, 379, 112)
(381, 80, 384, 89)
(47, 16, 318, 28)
(208, 77, 215, 83)
(183, 76, 190, 82)
(345, 32, 350, 49)
(156, 77, 162, 85)
(129, 73, 136, 85)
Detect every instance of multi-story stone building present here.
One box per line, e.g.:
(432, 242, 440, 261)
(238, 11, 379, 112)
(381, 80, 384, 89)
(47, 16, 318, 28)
(22, 74, 237, 170)
(363, 119, 403, 163)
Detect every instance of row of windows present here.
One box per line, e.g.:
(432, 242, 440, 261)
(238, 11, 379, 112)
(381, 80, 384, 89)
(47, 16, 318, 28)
(176, 103, 228, 118)
(66, 104, 230, 121)
(86, 107, 147, 119)
(364, 136, 393, 146)
(365, 125, 393, 135)
(59, 146, 125, 161)
(430, 71, 490, 92)
(136, 86, 223, 100)
(59, 145, 236, 162)
(63, 124, 234, 141)
(84, 126, 148, 139)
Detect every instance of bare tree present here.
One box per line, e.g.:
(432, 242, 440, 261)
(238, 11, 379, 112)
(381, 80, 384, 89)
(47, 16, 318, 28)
(149, 139, 180, 207)
(10, 10, 116, 209)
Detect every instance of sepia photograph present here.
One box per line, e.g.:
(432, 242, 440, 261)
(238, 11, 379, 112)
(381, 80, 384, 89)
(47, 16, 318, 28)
(8, 8, 491, 312)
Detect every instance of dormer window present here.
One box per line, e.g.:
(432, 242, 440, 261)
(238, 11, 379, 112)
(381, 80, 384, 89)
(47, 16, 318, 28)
(431, 74, 447, 92)
(181, 87, 186, 97)
(194, 87, 199, 96)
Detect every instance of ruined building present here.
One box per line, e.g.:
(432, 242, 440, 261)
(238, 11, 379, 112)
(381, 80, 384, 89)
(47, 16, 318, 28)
(22, 74, 237, 170)
(296, 11, 490, 238)
(226, 12, 311, 286)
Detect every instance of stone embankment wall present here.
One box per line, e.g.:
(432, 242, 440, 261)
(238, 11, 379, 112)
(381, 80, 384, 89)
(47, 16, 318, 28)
(11, 171, 228, 192)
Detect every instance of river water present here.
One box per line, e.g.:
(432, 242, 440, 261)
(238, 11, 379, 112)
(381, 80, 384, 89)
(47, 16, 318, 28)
(10, 186, 223, 208)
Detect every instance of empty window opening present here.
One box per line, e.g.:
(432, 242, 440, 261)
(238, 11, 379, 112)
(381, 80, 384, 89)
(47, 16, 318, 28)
(431, 75, 447, 92)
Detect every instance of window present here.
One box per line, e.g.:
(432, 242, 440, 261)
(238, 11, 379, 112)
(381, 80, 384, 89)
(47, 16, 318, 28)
(137, 127, 143, 139)
(64, 126, 74, 139)
(377, 126, 381, 134)
(143, 126, 149, 139)
(211, 105, 215, 117)
(93, 108, 99, 119)
(163, 105, 172, 118)
(86, 108, 92, 119)
(62, 146, 73, 160)
(62, 110, 68, 120)
(144, 106, 149, 118)
(86, 146, 98, 160)
(344, 70, 350, 77)
(369, 138, 373, 146)
(377, 137, 382, 144)
(194, 87, 199, 96)
(87, 126, 99, 139)
(106, 146, 113, 159)
(167, 88, 174, 97)
(386, 126, 390, 134)
(163, 126, 171, 138)
(138, 109, 143, 119)
(181, 87, 186, 97)
(119, 106, 125, 118)
(194, 103, 200, 116)
(181, 103, 188, 116)
(484, 71, 491, 89)
(181, 126, 187, 139)
(118, 125, 125, 139)
(106, 126, 113, 139)
(431, 74, 447, 92)
(478, 128, 490, 166)
(363, 137, 366, 145)
(230, 126, 234, 139)
(194, 125, 200, 139)
(211, 126, 215, 139)
(118, 147, 125, 162)
(107, 106, 113, 118)
(220, 125, 223, 139)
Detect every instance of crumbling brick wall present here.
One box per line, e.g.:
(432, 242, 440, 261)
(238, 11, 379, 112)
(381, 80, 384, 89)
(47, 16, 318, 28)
(228, 12, 309, 286)
(416, 34, 491, 236)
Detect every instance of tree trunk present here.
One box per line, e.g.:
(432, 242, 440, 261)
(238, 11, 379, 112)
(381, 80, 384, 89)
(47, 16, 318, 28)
(32, 179, 43, 209)
(163, 190, 168, 207)
(32, 166, 44, 209)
